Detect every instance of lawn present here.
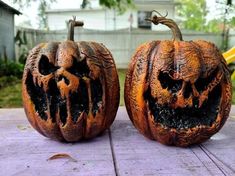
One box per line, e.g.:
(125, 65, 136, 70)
(0, 79, 22, 108)
(118, 69, 126, 106)
(0, 71, 235, 108)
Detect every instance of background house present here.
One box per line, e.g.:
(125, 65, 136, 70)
(46, 0, 177, 31)
(0, 0, 21, 60)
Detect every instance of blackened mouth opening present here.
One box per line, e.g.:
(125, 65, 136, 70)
(144, 84, 222, 129)
(25, 57, 103, 125)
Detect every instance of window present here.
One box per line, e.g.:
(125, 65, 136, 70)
(138, 11, 151, 29)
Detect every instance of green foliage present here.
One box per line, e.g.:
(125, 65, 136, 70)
(215, 0, 235, 28)
(205, 19, 222, 33)
(99, 0, 134, 14)
(176, 0, 235, 33)
(230, 16, 235, 27)
(15, 30, 27, 47)
(232, 80, 235, 104)
(176, 0, 207, 31)
(0, 60, 24, 79)
(81, 0, 91, 9)
(0, 76, 19, 89)
(227, 63, 235, 76)
(81, 0, 135, 14)
(18, 48, 28, 65)
(13, 0, 56, 29)
(37, 0, 56, 29)
(15, 29, 29, 64)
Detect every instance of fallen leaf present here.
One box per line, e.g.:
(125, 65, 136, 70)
(47, 153, 77, 162)
(17, 125, 27, 130)
(17, 125, 32, 131)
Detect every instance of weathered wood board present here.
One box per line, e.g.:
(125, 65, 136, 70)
(0, 107, 234, 176)
(0, 109, 115, 176)
(111, 110, 235, 176)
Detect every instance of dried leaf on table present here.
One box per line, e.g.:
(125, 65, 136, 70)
(17, 125, 27, 130)
(17, 125, 32, 131)
(47, 153, 77, 162)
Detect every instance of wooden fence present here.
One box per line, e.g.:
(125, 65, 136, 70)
(15, 27, 235, 68)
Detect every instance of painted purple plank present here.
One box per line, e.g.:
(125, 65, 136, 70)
(0, 109, 115, 176)
(229, 105, 235, 118)
(0, 107, 235, 176)
(201, 119, 235, 175)
(111, 107, 229, 176)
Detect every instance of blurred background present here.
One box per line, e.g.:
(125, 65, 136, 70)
(0, 0, 234, 108)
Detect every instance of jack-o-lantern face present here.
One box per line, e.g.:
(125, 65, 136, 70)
(22, 19, 119, 142)
(124, 14, 232, 147)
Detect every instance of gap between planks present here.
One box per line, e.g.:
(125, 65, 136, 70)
(200, 144, 235, 175)
(191, 146, 226, 176)
(108, 128, 119, 176)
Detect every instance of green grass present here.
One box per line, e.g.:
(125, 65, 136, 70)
(0, 80, 22, 108)
(0, 72, 235, 108)
(232, 80, 235, 104)
(118, 69, 127, 106)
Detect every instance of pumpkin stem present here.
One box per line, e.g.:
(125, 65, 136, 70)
(67, 16, 84, 41)
(146, 12, 183, 41)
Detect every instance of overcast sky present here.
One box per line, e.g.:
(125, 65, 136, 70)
(3, 0, 218, 28)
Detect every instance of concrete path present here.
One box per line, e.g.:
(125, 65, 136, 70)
(0, 107, 234, 176)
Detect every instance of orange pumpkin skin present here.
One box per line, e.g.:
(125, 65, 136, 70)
(22, 20, 119, 142)
(124, 16, 232, 147)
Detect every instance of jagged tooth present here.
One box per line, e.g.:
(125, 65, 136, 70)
(43, 83, 48, 92)
(38, 78, 42, 87)
(76, 111, 85, 123)
(84, 78, 92, 113)
(97, 102, 103, 113)
(192, 84, 199, 97)
(46, 94, 50, 121)
(33, 75, 37, 85)
(67, 92, 71, 119)
(93, 102, 103, 118)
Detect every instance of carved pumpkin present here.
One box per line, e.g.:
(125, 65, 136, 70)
(124, 14, 232, 146)
(22, 18, 120, 142)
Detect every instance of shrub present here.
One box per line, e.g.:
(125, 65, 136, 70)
(0, 60, 24, 78)
(0, 76, 20, 89)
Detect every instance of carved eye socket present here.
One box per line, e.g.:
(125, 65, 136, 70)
(39, 55, 58, 75)
(158, 71, 183, 93)
(67, 57, 90, 77)
(194, 67, 219, 93)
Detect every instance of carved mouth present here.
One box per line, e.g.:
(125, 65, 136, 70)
(145, 84, 221, 129)
(25, 59, 103, 126)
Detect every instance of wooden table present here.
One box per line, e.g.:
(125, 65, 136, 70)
(0, 107, 235, 176)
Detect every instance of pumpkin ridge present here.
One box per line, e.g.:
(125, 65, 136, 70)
(144, 41, 162, 139)
(23, 44, 46, 135)
(87, 41, 119, 130)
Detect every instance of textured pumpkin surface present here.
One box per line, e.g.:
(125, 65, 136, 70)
(125, 39, 232, 147)
(22, 40, 120, 142)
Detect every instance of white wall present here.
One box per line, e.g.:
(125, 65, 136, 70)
(47, 10, 106, 30)
(46, 1, 176, 31)
(104, 10, 138, 30)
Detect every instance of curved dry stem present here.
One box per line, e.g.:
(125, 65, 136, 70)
(67, 17, 84, 41)
(152, 10, 168, 18)
(146, 11, 183, 41)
